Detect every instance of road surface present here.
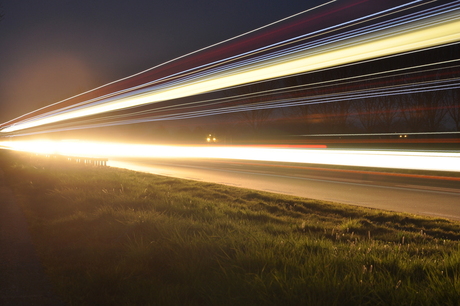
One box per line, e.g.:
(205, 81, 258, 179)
(108, 158, 460, 220)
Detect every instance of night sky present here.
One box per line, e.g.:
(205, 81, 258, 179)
(0, 0, 325, 124)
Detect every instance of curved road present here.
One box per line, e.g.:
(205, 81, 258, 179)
(109, 158, 460, 220)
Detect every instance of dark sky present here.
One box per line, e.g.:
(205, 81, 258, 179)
(0, 0, 325, 124)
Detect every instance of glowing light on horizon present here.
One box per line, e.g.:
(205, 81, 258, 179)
(2, 3, 460, 133)
(1, 140, 459, 173)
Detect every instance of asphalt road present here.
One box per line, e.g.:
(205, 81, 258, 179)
(109, 158, 460, 220)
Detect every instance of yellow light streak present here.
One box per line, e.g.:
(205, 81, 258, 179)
(2, 11, 460, 133)
(1, 140, 459, 172)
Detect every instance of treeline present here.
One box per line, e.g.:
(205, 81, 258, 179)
(282, 88, 460, 135)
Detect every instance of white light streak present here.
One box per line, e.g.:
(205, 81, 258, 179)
(1, 141, 459, 173)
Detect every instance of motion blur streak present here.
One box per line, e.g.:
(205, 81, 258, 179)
(1, 1, 460, 133)
(1, 140, 459, 173)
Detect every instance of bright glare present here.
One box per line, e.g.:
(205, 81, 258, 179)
(1, 140, 459, 172)
(2, 10, 460, 133)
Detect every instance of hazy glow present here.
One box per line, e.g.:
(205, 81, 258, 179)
(1, 140, 459, 173)
(2, 9, 460, 133)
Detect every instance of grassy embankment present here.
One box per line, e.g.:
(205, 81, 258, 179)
(1, 150, 459, 305)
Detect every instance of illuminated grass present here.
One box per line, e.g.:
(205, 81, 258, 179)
(1, 151, 459, 305)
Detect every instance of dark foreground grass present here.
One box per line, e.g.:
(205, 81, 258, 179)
(1, 151, 459, 305)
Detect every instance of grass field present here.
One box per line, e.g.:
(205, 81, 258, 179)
(1, 150, 459, 305)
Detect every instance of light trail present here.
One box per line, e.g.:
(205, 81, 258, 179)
(0, 2, 339, 131)
(1, 140, 459, 173)
(1, 1, 460, 133)
(0, 0, 344, 130)
(301, 131, 460, 137)
(4, 71, 459, 137)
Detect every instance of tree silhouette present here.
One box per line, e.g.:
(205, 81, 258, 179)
(353, 99, 383, 132)
(353, 97, 400, 133)
(398, 69, 449, 132)
(236, 109, 273, 133)
(446, 89, 460, 131)
(314, 101, 351, 133)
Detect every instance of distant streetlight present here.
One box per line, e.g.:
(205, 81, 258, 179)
(206, 134, 217, 143)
